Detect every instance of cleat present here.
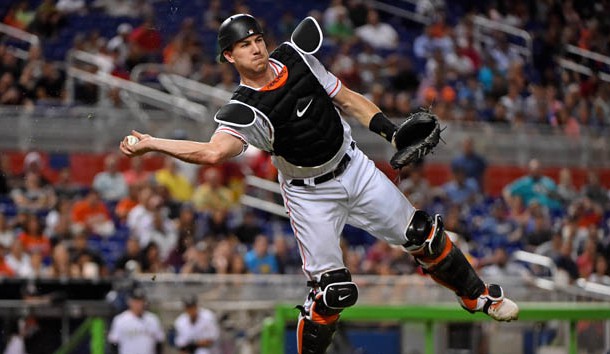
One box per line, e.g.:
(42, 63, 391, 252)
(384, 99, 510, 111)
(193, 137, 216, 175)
(459, 284, 519, 322)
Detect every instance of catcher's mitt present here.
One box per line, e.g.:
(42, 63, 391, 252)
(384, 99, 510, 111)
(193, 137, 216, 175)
(390, 110, 441, 169)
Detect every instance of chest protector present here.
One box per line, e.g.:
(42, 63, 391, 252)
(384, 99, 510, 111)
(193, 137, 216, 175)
(232, 44, 344, 167)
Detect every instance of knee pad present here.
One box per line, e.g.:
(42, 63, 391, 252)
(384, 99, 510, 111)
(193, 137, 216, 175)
(312, 268, 359, 316)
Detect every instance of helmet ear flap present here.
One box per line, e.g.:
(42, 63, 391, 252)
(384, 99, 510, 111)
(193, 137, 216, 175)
(218, 48, 232, 64)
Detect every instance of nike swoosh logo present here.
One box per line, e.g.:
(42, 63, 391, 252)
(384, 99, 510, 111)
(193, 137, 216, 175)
(338, 294, 350, 301)
(296, 99, 313, 117)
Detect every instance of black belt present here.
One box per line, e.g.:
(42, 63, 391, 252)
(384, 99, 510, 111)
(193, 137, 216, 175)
(290, 141, 355, 186)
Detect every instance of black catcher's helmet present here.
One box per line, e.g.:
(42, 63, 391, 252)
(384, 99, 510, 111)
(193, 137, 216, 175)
(217, 14, 264, 63)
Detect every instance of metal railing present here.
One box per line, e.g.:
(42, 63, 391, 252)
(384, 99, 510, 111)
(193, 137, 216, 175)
(472, 15, 533, 63)
(67, 65, 210, 122)
(557, 57, 610, 83)
(1, 104, 609, 166)
(0, 106, 214, 153)
(130, 63, 232, 106)
(65, 50, 211, 123)
(369, 0, 430, 25)
(241, 175, 287, 218)
(160, 73, 233, 103)
(0, 22, 40, 60)
(565, 44, 610, 67)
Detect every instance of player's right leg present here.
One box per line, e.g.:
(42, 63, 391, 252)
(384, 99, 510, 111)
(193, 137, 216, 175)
(278, 177, 357, 353)
(403, 211, 519, 321)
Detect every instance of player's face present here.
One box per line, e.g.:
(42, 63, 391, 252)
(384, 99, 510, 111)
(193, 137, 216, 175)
(185, 305, 197, 318)
(129, 298, 146, 315)
(225, 35, 268, 74)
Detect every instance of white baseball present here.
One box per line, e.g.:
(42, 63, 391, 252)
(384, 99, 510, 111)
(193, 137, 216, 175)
(126, 135, 139, 145)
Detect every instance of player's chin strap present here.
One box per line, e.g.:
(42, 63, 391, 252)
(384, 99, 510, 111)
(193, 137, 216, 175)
(296, 268, 358, 354)
(403, 210, 486, 300)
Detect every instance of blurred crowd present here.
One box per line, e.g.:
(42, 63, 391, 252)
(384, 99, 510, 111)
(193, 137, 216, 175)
(0, 0, 608, 135)
(0, 1, 610, 288)
(0, 134, 609, 289)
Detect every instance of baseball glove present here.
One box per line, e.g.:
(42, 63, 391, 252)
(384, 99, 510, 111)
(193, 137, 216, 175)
(390, 110, 442, 169)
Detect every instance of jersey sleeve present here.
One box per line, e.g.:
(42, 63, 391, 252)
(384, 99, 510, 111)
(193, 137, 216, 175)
(107, 316, 120, 343)
(152, 315, 165, 342)
(205, 311, 221, 341)
(173, 317, 190, 347)
(214, 125, 249, 156)
(303, 53, 342, 98)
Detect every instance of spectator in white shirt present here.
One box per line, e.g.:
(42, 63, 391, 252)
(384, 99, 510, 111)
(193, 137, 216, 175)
(56, 0, 86, 15)
(0, 213, 14, 250)
(148, 207, 178, 262)
(107, 23, 132, 66)
(5, 239, 34, 278)
(93, 154, 128, 202)
(355, 9, 398, 50)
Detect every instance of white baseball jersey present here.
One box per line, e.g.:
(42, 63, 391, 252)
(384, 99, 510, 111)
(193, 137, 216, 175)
(215, 43, 416, 280)
(108, 310, 165, 354)
(173, 309, 220, 354)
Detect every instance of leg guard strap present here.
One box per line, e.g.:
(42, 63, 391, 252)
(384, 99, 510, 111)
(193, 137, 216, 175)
(297, 314, 337, 354)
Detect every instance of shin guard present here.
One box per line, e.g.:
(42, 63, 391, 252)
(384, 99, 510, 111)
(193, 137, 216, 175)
(296, 296, 340, 354)
(296, 314, 337, 354)
(404, 212, 485, 300)
(420, 239, 485, 299)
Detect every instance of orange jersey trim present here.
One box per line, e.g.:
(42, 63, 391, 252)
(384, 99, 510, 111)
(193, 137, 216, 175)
(260, 65, 288, 91)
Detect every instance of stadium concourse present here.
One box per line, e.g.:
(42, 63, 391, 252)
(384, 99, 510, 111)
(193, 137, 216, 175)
(1, 0, 610, 353)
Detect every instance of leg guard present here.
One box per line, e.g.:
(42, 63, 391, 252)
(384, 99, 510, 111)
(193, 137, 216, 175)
(403, 211, 485, 299)
(296, 269, 358, 354)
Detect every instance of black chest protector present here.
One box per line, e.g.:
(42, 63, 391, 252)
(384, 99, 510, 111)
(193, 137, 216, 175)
(231, 44, 344, 167)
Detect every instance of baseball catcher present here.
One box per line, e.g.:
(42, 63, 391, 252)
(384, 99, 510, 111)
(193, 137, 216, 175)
(120, 14, 519, 354)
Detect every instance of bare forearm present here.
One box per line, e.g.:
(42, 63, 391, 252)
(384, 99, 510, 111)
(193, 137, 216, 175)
(148, 138, 224, 165)
(120, 130, 243, 164)
(334, 86, 398, 142)
(334, 87, 381, 126)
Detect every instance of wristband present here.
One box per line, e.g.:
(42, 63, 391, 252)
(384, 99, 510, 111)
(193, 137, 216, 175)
(369, 112, 397, 142)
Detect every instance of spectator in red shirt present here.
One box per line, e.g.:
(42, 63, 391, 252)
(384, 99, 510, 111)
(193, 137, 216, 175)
(0, 252, 15, 277)
(18, 214, 51, 257)
(115, 184, 140, 225)
(122, 157, 151, 187)
(71, 190, 115, 237)
(129, 17, 162, 55)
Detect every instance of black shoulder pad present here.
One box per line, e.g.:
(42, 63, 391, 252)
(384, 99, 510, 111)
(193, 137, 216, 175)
(214, 102, 256, 127)
(290, 16, 323, 54)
